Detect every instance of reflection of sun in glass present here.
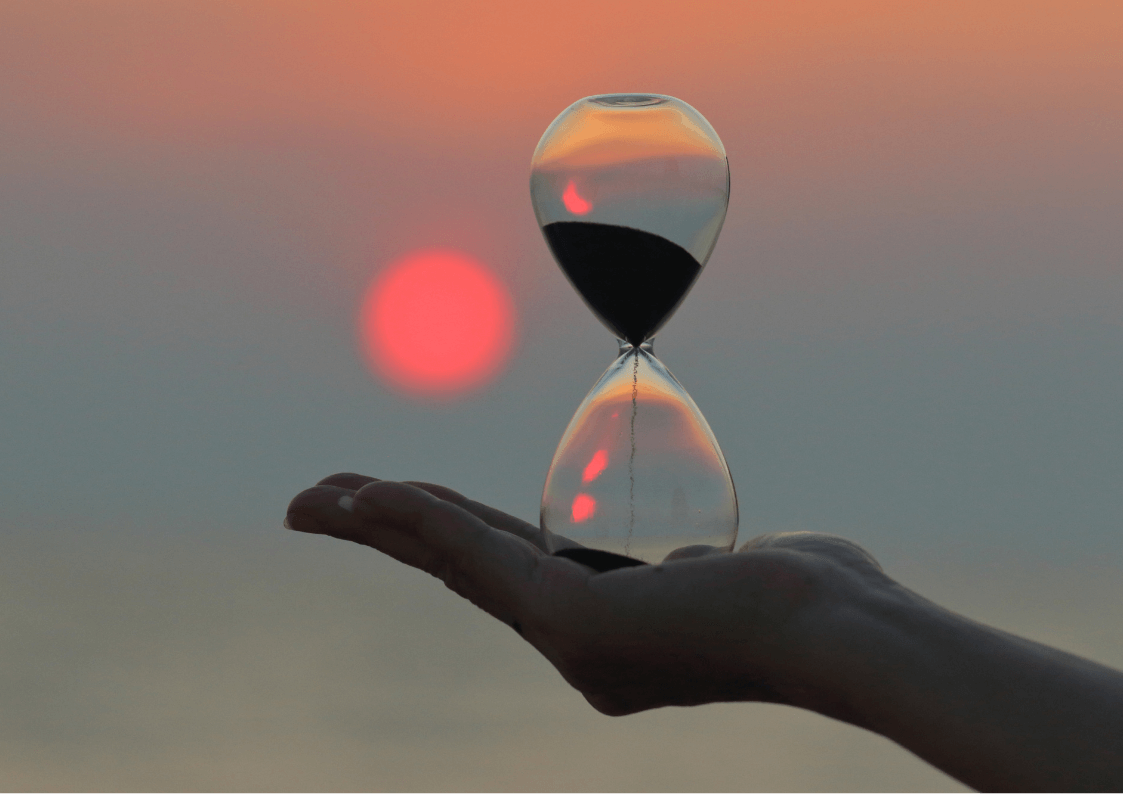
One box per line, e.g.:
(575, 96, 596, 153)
(359, 249, 515, 395)
(571, 493, 596, 522)
(562, 180, 591, 214)
(582, 449, 608, 483)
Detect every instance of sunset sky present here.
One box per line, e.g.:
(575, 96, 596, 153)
(2, 2, 1122, 789)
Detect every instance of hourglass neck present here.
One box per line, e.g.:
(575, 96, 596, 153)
(618, 338, 654, 356)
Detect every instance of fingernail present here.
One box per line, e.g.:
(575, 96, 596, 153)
(284, 512, 325, 535)
(338, 495, 354, 512)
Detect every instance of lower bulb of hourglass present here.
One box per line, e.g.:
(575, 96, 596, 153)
(541, 343, 738, 565)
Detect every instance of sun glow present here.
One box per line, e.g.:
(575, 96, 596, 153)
(360, 249, 515, 395)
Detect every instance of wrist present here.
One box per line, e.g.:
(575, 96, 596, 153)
(765, 555, 913, 727)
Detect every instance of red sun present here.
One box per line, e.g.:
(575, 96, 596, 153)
(360, 249, 515, 395)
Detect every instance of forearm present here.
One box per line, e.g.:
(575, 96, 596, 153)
(822, 578, 1123, 791)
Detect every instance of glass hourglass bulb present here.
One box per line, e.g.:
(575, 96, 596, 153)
(532, 95, 737, 569)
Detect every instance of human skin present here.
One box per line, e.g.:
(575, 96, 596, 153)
(285, 474, 1123, 792)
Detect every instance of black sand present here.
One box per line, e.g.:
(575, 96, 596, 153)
(552, 547, 648, 572)
(543, 221, 701, 346)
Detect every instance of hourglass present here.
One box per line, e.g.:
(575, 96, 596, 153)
(532, 95, 737, 571)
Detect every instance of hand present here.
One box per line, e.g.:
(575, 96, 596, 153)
(286, 474, 1123, 790)
(284, 474, 888, 719)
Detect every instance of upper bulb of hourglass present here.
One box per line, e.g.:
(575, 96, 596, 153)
(530, 94, 730, 346)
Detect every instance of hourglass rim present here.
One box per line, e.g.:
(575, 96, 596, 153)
(587, 94, 669, 108)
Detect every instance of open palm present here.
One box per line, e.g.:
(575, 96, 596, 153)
(285, 473, 885, 719)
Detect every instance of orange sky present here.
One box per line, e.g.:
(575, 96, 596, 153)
(3, 0, 1120, 340)
(3, 0, 1120, 152)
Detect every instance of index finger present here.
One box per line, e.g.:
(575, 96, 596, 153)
(401, 481, 585, 553)
(316, 473, 581, 553)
